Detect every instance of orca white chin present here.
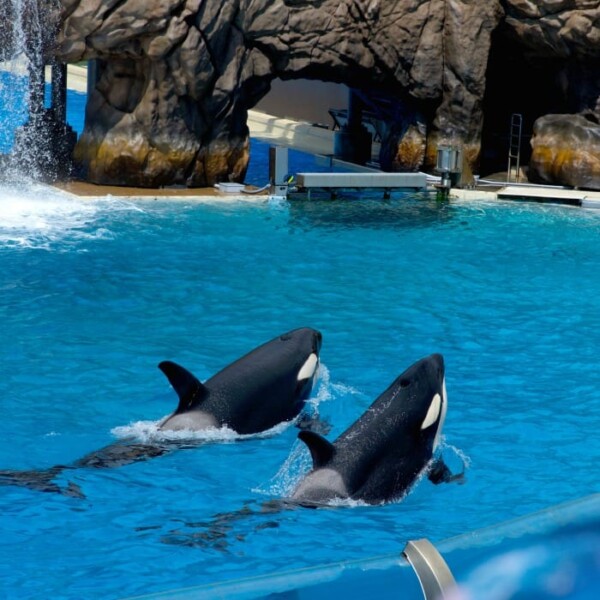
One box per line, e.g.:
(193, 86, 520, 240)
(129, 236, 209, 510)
(297, 353, 319, 382)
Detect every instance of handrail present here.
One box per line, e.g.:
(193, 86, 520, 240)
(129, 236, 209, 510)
(403, 539, 457, 600)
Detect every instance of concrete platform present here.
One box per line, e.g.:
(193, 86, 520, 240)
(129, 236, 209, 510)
(249, 111, 382, 162)
(498, 185, 600, 206)
(451, 183, 600, 208)
(296, 172, 427, 190)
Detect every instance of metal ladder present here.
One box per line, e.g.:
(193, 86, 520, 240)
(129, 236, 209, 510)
(507, 113, 523, 183)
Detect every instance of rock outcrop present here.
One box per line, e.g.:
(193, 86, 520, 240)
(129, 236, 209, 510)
(481, 1, 600, 180)
(45, 1, 600, 187)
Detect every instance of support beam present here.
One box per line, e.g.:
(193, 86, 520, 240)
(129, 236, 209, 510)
(27, 55, 45, 118)
(51, 62, 67, 125)
(333, 89, 373, 165)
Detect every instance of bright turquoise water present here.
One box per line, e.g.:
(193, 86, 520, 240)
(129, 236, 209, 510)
(0, 72, 599, 598)
(1, 182, 599, 599)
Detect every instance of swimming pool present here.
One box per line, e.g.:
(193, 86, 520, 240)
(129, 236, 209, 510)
(1, 75, 600, 598)
(1, 176, 599, 598)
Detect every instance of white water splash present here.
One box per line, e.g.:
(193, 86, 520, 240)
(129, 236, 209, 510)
(0, 183, 143, 249)
(299, 363, 336, 421)
(306, 363, 362, 409)
(439, 436, 472, 469)
(326, 496, 372, 509)
(110, 418, 293, 444)
(253, 438, 312, 497)
(254, 366, 366, 499)
(5, 0, 43, 64)
(0, 0, 47, 179)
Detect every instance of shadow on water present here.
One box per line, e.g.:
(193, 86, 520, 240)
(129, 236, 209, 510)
(159, 499, 292, 552)
(286, 192, 455, 232)
(158, 454, 467, 554)
(0, 439, 206, 498)
(0, 413, 331, 499)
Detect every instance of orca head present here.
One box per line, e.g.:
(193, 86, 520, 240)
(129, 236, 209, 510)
(278, 328, 322, 397)
(393, 353, 447, 452)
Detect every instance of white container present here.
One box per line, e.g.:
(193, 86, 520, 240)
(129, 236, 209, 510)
(216, 182, 245, 194)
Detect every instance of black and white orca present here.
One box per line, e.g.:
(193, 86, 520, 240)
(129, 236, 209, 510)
(291, 353, 463, 506)
(158, 327, 322, 434)
(0, 328, 322, 496)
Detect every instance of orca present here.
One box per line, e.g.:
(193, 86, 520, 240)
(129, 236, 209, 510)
(291, 353, 463, 506)
(0, 327, 322, 496)
(158, 354, 465, 550)
(158, 327, 322, 434)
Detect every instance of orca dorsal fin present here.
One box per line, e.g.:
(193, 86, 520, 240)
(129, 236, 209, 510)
(298, 430, 335, 468)
(158, 361, 209, 413)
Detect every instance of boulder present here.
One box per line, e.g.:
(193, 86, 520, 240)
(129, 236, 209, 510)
(529, 113, 600, 190)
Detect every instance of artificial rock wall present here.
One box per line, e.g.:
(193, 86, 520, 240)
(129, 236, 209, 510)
(50, 0, 600, 188)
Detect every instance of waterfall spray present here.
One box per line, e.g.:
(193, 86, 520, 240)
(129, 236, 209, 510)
(0, 0, 42, 179)
(0, 0, 75, 183)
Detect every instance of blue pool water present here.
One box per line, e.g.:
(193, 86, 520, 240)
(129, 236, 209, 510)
(0, 182, 599, 599)
(0, 70, 86, 152)
(1, 74, 599, 598)
(194, 496, 600, 599)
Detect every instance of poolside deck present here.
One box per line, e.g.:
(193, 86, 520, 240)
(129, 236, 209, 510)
(53, 180, 270, 202)
(54, 170, 600, 209)
(54, 175, 600, 209)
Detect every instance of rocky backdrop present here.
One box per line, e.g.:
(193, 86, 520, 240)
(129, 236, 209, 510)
(44, 1, 600, 188)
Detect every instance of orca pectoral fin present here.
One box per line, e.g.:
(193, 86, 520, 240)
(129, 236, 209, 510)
(159, 361, 209, 413)
(298, 430, 335, 469)
(428, 457, 466, 485)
